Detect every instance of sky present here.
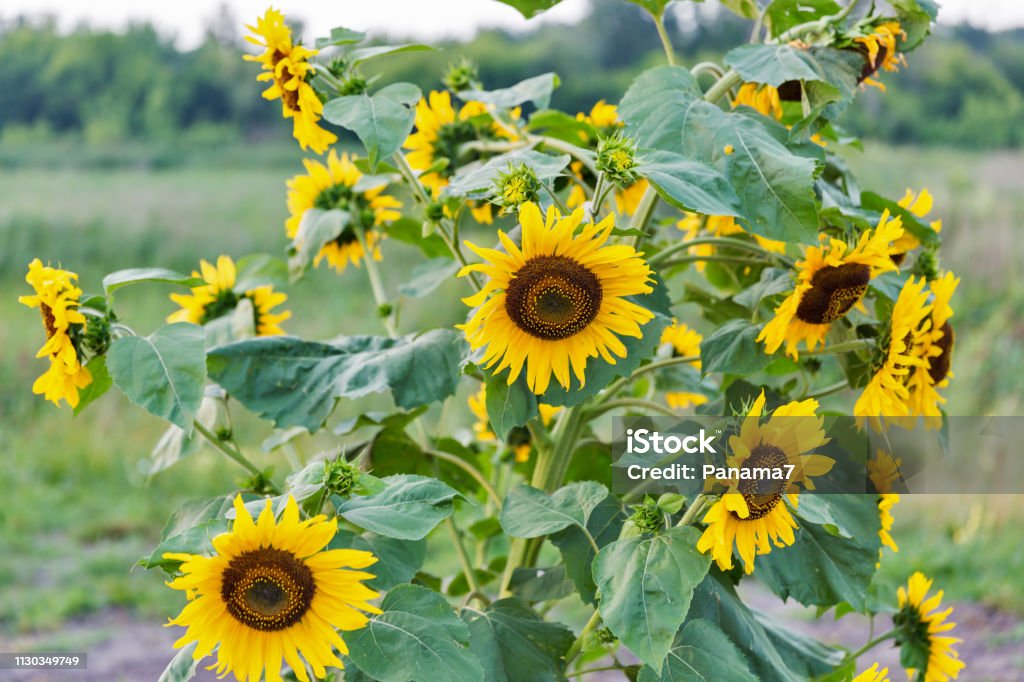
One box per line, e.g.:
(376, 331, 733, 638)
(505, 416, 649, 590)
(2, 0, 1023, 48)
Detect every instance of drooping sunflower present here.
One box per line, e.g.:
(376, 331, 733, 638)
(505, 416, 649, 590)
(244, 9, 337, 154)
(468, 385, 561, 462)
(853, 663, 891, 682)
(660, 321, 707, 410)
(894, 572, 965, 681)
(854, 21, 908, 91)
(732, 82, 783, 120)
(758, 211, 904, 359)
(19, 259, 93, 408)
(286, 150, 401, 273)
(168, 256, 291, 336)
(891, 188, 942, 264)
(696, 391, 834, 574)
(165, 495, 380, 682)
(459, 202, 656, 395)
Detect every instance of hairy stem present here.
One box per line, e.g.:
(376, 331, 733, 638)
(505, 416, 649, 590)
(194, 421, 279, 494)
(565, 609, 603, 665)
(424, 448, 503, 509)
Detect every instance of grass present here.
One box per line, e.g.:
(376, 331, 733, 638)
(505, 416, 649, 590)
(1, 141, 1022, 635)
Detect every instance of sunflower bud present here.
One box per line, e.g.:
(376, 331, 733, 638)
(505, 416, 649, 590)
(338, 75, 369, 96)
(82, 314, 112, 356)
(443, 57, 481, 92)
(425, 201, 445, 222)
(596, 133, 639, 186)
(323, 458, 360, 498)
(240, 467, 276, 495)
(627, 499, 664, 536)
(494, 163, 541, 214)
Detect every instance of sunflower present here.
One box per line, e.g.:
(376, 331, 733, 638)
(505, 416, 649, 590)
(732, 83, 783, 120)
(168, 256, 291, 336)
(459, 202, 656, 395)
(576, 99, 621, 135)
(660, 321, 707, 410)
(468, 385, 561, 462)
(891, 188, 943, 264)
(164, 495, 380, 682)
(903, 272, 959, 428)
(286, 151, 401, 273)
(894, 572, 965, 681)
(869, 448, 903, 557)
(403, 90, 492, 194)
(696, 391, 833, 574)
(757, 211, 904, 359)
(854, 21, 908, 91)
(19, 259, 93, 408)
(853, 663, 890, 682)
(245, 9, 336, 154)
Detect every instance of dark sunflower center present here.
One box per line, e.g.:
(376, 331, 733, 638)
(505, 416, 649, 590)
(221, 547, 315, 631)
(795, 263, 871, 324)
(737, 444, 788, 520)
(928, 322, 954, 384)
(39, 303, 57, 339)
(505, 255, 603, 341)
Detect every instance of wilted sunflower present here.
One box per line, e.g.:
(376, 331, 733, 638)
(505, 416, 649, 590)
(894, 572, 965, 681)
(758, 211, 904, 359)
(168, 256, 290, 336)
(854, 21, 907, 91)
(165, 496, 380, 682)
(853, 663, 891, 682)
(245, 9, 336, 154)
(732, 82, 783, 120)
(286, 150, 401, 273)
(660, 321, 707, 410)
(19, 259, 93, 408)
(459, 202, 655, 395)
(468, 385, 560, 462)
(891, 188, 942, 264)
(696, 391, 833, 574)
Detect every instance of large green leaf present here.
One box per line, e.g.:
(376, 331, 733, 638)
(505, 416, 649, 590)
(330, 530, 426, 591)
(860, 190, 940, 247)
(893, 0, 939, 49)
(699, 318, 772, 376)
(140, 496, 234, 573)
(499, 482, 608, 538)
(492, 0, 566, 19)
(387, 216, 453, 258)
(108, 323, 206, 433)
(593, 526, 712, 672)
(446, 150, 569, 197)
(508, 565, 575, 602)
(349, 43, 433, 67)
(315, 26, 366, 49)
(158, 642, 200, 682)
(102, 267, 200, 294)
(397, 257, 459, 299)
(460, 598, 574, 682)
(462, 73, 560, 110)
(763, 0, 841, 39)
(724, 45, 861, 109)
(619, 66, 703, 153)
(346, 584, 484, 682)
(549, 495, 626, 605)
(636, 150, 743, 218)
(322, 82, 421, 169)
(636, 619, 758, 682)
(540, 274, 673, 407)
(73, 355, 111, 415)
(335, 474, 461, 540)
(207, 329, 468, 431)
(484, 370, 539, 441)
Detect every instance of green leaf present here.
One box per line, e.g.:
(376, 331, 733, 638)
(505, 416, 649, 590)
(330, 530, 426, 591)
(763, 0, 841, 39)
(108, 323, 206, 433)
(636, 619, 758, 682)
(733, 267, 792, 309)
(158, 642, 200, 682)
(861, 191, 940, 247)
(148, 395, 218, 475)
(73, 355, 111, 415)
(620, 66, 703, 153)
(484, 370, 539, 441)
(550, 495, 625, 605)
(626, 0, 686, 18)
(719, 0, 760, 19)
(336, 474, 461, 540)
(207, 329, 468, 431)
(893, 0, 938, 49)
(346, 584, 484, 682)
(492, 0, 565, 18)
(234, 253, 288, 290)
(387, 216, 452, 258)
(288, 208, 349, 276)
(397, 257, 459, 299)
(724, 45, 861, 109)
(500, 482, 608, 538)
(540, 274, 672, 407)
(461, 598, 574, 682)
(699, 318, 772, 376)
(593, 526, 712, 672)
(463, 73, 560, 110)
(322, 82, 421, 169)
(349, 44, 433, 67)
(636, 149, 743, 218)
(315, 26, 366, 49)
(447, 150, 570, 197)
(140, 496, 234, 572)
(102, 267, 200, 294)
(508, 566, 575, 602)
(527, 109, 592, 142)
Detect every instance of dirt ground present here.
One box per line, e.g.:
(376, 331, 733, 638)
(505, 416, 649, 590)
(1, 586, 1021, 681)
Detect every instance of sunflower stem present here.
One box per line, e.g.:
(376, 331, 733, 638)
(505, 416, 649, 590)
(596, 355, 701, 406)
(650, 235, 795, 267)
(676, 493, 709, 527)
(803, 339, 874, 357)
(354, 226, 398, 337)
(193, 421, 279, 494)
(585, 398, 679, 419)
(690, 61, 724, 79)
(392, 151, 431, 206)
(445, 516, 480, 594)
(565, 608, 603, 665)
(424, 448, 503, 509)
(703, 69, 742, 105)
(847, 630, 898, 661)
(588, 173, 608, 222)
(802, 379, 850, 400)
(652, 12, 677, 65)
(658, 254, 772, 269)
(628, 186, 660, 249)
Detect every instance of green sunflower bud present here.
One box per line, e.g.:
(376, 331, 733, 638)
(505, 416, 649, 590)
(443, 57, 480, 92)
(338, 75, 369, 96)
(595, 133, 639, 186)
(627, 499, 664, 536)
(494, 163, 541, 214)
(323, 458, 360, 498)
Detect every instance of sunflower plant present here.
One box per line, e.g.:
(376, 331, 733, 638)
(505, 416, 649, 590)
(23, 1, 969, 680)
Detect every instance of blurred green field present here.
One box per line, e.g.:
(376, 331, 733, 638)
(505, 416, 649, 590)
(1, 141, 1022, 635)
